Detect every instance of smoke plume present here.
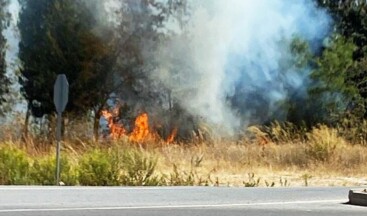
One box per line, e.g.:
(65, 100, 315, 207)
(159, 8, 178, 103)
(153, 0, 331, 135)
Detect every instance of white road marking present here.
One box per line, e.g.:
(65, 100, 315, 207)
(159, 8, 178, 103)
(0, 186, 349, 190)
(0, 200, 346, 213)
(0, 186, 187, 191)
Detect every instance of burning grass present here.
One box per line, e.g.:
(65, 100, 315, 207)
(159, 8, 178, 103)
(101, 107, 177, 143)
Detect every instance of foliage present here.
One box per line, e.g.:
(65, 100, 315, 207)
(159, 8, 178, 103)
(264, 121, 308, 143)
(309, 35, 359, 123)
(78, 146, 160, 186)
(106, 0, 193, 139)
(1, 139, 367, 187)
(78, 148, 120, 186)
(29, 155, 78, 185)
(119, 148, 161, 186)
(311, 35, 356, 96)
(0, 145, 30, 185)
(338, 118, 367, 146)
(306, 125, 344, 162)
(243, 173, 261, 187)
(317, 0, 367, 60)
(166, 164, 210, 186)
(2, 0, 367, 174)
(268, 37, 314, 126)
(315, 1, 367, 123)
(18, 0, 112, 118)
(301, 173, 312, 187)
(0, 0, 10, 115)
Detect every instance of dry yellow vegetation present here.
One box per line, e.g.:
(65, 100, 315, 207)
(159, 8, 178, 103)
(1, 120, 367, 187)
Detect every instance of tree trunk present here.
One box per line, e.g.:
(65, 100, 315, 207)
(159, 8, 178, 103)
(22, 104, 31, 145)
(46, 114, 54, 141)
(93, 108, 101, 142)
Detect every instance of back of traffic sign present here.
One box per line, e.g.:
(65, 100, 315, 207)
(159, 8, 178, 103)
(53, 74, 69, 113)
(53, 74, 69, 185)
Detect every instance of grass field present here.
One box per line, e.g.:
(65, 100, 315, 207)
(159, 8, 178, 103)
(1, 122, 367, 187)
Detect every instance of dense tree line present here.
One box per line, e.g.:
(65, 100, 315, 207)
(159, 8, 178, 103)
(1, 0, 367, 139)
(0, 0, 10, 116)
(313, 0, 367, 124)
(18, 0, 115, 137)
(17, 0, 186, 139)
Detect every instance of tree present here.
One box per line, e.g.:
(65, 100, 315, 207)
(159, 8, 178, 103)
(106, 0, 190, 136)
(278, 37, 315, 126)
(18, 0, 113, 138)
(309, 35, 360, 123)
(0, 0, 10, 115)
(315, 1, 367, 121)
(318, 0, 367, 60)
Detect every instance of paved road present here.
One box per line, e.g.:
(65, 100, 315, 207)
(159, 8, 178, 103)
(0, 186, 365, 216)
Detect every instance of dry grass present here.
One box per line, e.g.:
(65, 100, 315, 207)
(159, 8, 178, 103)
(1, 119, 367, 187)
(152, 141, 367, 187)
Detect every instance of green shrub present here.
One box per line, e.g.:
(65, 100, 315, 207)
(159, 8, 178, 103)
(0, 145, 30, 185)
(120, 149, 160, 186)
(29, 155, 78, 185)
(78, 148, 120, 186)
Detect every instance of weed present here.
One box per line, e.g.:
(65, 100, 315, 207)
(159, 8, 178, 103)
(265, 180, 275, 187)
(301, 173, 312, 187)
(120, 149, 160, 186)
(191, 154, 204, 168)
(265, 121, 307, 144)
(243, 173, 261, 187)
(29, 155, 78, 185)
(306, 125, 342, 162)
(78, 148, 120, 186)
(279, 177, 290, 187)
(167, 164, 196, 186)
(166, 164, 212, 186)
(0, 145, 30, 185)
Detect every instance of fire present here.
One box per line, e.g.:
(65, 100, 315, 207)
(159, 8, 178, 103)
(166, 128, 178, 143)
(101, 109, 126, 139)
(101, 107, 177, 143)
(129, 113, 155, 142)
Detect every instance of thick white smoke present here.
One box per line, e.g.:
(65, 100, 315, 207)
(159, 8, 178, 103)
(153, 0, 331, 135)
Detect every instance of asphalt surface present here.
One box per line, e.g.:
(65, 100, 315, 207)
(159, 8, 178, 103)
(0, 186, 366, 216)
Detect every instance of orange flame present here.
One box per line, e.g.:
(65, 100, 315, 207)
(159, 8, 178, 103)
(129, 113, 156, 142)
(166, 128, 178, 143)
(101, 107, 177, 143)
(101, 109, 126, 139)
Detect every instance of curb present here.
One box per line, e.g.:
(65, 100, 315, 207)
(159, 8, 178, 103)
(349, 189, 367, 206)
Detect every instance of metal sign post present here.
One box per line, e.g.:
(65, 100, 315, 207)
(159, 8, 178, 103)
(53, 74, 69, 186)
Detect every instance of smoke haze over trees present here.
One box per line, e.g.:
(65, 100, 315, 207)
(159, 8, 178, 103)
(1, 0, 367, 139)
(0, 0, 10, 116)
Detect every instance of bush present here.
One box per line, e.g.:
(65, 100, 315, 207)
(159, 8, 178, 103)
(0, 145, 30, 185)
(29, 155, 78, 185)
(338, 118, 367, 146)
(120, 149, 160, 186)
(165, 164, 211, 186)
(306, 125, 343, 162)
(78, 148, 120, 186)
(266, 121, 307, 144)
